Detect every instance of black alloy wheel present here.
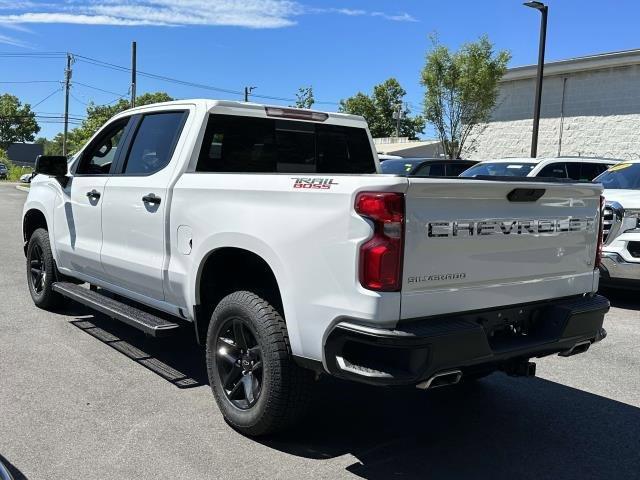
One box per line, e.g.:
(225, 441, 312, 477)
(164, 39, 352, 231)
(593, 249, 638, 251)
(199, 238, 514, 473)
(216, 318, 263, 409)
(29, 243, 46, 295)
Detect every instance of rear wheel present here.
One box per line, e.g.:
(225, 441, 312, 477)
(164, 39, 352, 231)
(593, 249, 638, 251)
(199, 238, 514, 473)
(26, 228, 64, 310)
(206, 291, 314, 436)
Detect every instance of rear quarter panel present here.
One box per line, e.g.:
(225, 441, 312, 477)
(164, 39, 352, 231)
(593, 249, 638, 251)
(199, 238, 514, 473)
(168, 173, 407, 361)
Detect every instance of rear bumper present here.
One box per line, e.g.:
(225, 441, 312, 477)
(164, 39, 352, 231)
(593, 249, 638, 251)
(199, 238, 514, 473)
(324, 294, 609, 386)
(599, 252, 640, 285)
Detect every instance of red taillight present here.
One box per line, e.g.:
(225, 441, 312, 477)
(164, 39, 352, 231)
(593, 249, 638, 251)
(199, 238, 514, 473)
(355, 192, 405, 291)
(596, 195, 605, 268)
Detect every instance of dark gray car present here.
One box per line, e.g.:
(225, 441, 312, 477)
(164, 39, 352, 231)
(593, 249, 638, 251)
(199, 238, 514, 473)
(380, 157, 477, 177)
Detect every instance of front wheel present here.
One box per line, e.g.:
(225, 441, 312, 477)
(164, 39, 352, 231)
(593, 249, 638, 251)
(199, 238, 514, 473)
(26, 228, 64, 310)
(206, 291, 314, 436)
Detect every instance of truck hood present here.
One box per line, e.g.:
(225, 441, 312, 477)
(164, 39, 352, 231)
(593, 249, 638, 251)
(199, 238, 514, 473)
(602, 189, 640, 208)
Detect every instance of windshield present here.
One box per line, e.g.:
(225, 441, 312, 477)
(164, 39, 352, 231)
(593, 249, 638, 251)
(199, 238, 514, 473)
(594, 163, 640, 189)
(380, 159, 422, 175)
(460, 162, 536, 177)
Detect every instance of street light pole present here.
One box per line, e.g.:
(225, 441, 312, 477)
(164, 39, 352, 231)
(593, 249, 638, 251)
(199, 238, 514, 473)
(131, 41, 137, 108)
(244, 86, 256, 102)
(524, 1, 548, 158)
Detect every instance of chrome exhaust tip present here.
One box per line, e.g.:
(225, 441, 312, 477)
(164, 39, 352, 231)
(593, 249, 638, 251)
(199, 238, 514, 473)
(416, 370, 463, 390)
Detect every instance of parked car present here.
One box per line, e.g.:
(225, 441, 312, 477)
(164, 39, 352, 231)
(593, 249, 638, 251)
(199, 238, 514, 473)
(23, 100, 608, 436)
(381, 157, 477, 177)
(19, 173, 33, 183)
(593, 162, 640, 288)
(0, 458, 14, 480)
(460, 156, 619, 181)
(0, 164, 7, 180)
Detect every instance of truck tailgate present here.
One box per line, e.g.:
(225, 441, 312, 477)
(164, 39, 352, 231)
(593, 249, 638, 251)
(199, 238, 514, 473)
(401, 179, 602, 319)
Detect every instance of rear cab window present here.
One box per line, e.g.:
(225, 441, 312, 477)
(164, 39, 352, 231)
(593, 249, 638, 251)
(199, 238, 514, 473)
(537, 162, 568, 178)
(196, 114, 376, 174)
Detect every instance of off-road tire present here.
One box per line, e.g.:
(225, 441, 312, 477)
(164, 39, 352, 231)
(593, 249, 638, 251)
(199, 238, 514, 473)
(206, 290, 314, 436)
(26, 228, 64, 310)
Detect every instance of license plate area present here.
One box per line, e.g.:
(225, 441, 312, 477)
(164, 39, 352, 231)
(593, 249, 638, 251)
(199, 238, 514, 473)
(476, 304, 568, 352)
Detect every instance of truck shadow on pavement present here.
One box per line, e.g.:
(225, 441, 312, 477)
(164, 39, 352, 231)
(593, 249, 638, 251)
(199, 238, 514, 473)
(600, 286, 640, 311)
(262, 376, 640, 479)
(62, 305, 640, 479)
(66, 305, 208, 388)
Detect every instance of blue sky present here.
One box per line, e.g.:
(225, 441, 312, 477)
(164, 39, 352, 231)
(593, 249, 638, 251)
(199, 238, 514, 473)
(1, 0, 639, 138)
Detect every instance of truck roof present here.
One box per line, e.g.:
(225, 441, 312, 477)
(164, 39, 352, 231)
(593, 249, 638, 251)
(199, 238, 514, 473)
(117, 99, 366, 124)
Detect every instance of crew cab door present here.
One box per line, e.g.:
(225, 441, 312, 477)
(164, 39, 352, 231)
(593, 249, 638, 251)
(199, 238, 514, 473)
(53, 118, 131, 277)
(100, 111, 188, 301)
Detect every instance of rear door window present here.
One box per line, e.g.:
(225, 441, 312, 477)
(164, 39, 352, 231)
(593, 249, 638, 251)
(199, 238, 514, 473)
(538, 162, 567, 178)
(446, 163, 471, 177)
(565, 162, 581, 180)
(578, 162, 608, 181)
(196, 114, 376, 174)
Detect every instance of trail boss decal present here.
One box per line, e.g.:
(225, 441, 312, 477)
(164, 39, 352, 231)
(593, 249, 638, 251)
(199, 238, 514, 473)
(291, 177, 339, 190)
(427, 217, 595, 238)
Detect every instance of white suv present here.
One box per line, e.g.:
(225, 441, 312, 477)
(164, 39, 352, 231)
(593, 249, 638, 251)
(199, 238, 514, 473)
(461, 156, 619, 181)
(595, 162, 640, 288)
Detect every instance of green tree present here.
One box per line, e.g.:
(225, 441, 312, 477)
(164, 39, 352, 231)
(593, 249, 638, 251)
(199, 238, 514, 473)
(293, 86, 314, 109)
(420, 35, 510, 159)
(0, 94, 41, 149)
(60, 91, 174, 156)
(339, 78, 424, 139)
(35, 137, 62, 156)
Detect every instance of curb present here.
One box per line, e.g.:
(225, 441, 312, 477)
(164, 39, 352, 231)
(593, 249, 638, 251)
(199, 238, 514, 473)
(15, 185, 29, 192)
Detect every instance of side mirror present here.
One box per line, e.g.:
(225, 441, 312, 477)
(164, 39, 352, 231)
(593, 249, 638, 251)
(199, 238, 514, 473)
(35, 155, 68, 177)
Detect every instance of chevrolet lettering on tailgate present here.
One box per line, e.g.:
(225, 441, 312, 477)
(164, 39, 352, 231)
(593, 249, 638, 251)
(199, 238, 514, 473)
(427, 217, 596, 238)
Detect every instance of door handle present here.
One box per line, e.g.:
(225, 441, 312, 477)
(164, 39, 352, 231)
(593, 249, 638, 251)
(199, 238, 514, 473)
(86, 189, 101, 200)
(142, 193, 161, 205)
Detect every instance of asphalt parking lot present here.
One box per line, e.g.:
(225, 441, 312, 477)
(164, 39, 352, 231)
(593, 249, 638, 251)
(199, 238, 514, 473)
(1, 181, 639, 479)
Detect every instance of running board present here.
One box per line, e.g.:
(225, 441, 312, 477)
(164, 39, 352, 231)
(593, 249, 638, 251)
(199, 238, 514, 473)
(52, 282, 180, 337)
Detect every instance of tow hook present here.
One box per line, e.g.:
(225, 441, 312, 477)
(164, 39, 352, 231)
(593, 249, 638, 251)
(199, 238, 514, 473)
(504, 360, 536, 377)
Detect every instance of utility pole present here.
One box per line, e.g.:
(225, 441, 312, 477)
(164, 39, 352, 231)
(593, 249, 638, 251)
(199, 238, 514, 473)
(244, 86, 256, 102)
(62, 53, 73, 157)
(131, 41, 137, 108)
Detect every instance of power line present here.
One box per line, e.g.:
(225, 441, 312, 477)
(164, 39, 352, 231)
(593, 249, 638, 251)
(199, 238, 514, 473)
(73, 53, 340, 105)
(73, 80, 128, 97)
(69, 91, 89, 106)
(0, 51, 66, 56)
(31, 87, 63, 109)
(2, 50, 342, 114)
(0, 80, 61, 85)
(35, 111, 86, 119)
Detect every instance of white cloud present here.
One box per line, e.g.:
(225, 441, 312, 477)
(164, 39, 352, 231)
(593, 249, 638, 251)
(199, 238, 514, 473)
(371, 11, 418, 22)
(0, 1, 417, 29)
(0, 32, 31, 47)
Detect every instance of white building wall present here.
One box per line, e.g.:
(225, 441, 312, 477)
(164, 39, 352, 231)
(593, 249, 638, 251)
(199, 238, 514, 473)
(467, 64, 640, 160)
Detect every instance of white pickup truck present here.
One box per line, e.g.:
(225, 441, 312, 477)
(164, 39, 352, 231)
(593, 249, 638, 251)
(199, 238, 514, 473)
(595, 161, 640, 287)
(23, 100, 608, 436)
